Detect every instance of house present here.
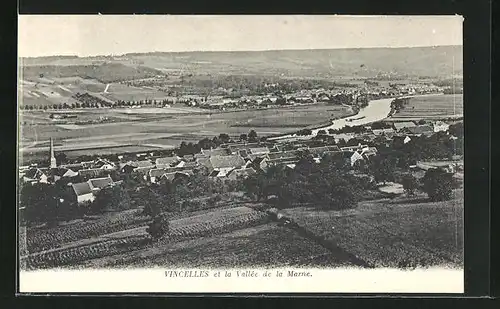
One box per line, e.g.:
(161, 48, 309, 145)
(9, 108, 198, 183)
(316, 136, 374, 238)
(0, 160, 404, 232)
(433, 121, 450, 132)
(404, 136, 412, 144)
(47, 167, 78, 183)
(227, 167, 256, 181)
(393, 122, 416, 131)
(71, 182, 95, 205)
(372, 128, 395, 136)
(183, 154, 195, 161)
(60, 163, 83, 171)
(308, 145, 341, 158)
(226, 142, 260, 154)
(238, 149, 249, 158)
(132, 166, 154, 180)
(203, 155, 246, 176)
(161, 171, 193, 182)
(120, 160, 154, 173)
(267, 158, 300, 167)
(248, 155, 269, 172)
(87, 176, 114, 191)
(22, 168, 48, 184)
(92, 158, 116, 170)
(350, 146, 378, 166)
(194, 153, 209, 159)
(405, 125, 434, 136)
(340, 144, 369, 152)
(78, 168, 109, 179)
(148, 168, 167, 183)
(248, 147, 270, 155)
(201, 148, 232, 157)
(155, 156, 181, 168)
(62, 168, 78, 178)
(267, 150, 301, 161)
(350, 151, 364, 166)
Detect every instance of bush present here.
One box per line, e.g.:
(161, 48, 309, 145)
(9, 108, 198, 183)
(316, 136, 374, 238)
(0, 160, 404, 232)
(401, 174, 419, 196)
(421, 168, 454, 201)
(146, 214, 170, 241)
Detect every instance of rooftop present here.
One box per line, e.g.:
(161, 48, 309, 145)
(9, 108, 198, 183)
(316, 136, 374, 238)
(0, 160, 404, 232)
(88, 177, 114, 189)
(72, 182, 93, 196)
(209, 155, 246, 169)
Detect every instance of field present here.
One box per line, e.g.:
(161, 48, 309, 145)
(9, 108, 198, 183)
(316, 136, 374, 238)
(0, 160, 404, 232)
(21, 205, 279, 269)
(21, 180, 464, 270)
(391, 94, 463, 120)
(19, 103, 351, 163)
(280, 188, 464, 268)
(78, 223, 349, 269)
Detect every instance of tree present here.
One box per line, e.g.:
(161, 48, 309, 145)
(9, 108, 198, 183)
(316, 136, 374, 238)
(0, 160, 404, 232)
(146, 213, 170, 241)
(317, 129, 327, 136)
(422, 168, 454, 201)
(248, 130, 258, 142)
(55, 152, 67, 165)
(297, 128, 312, 136)
(401, 173, 419, 196)
(19, 183, 59, 225)
(448, 122, 464, 139)
(218, 133, 231, 144)
(91, 185, 132, 214)
(369, 155, 396, 184)
(239, 133, 248, 142)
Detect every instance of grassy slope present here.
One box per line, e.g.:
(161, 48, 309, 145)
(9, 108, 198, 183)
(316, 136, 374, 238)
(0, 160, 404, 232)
(280, 189, 464, 268)
(20, 63, 163, 84)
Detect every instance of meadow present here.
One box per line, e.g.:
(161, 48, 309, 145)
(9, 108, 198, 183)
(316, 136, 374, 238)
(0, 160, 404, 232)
(280, 188, 464, 268)
(391, 94, 463, 120)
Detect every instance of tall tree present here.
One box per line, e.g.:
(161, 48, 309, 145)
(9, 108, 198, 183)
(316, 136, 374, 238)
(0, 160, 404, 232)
(422, 168, 454, 201)
(248, 130, 258, 142)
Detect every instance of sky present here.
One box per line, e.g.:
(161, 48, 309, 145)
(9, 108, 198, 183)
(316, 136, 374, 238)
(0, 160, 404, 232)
(18, 15, 463, 57)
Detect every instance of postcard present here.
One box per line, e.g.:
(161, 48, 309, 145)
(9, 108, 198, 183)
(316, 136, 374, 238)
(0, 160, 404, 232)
(17, 15, 464, 294)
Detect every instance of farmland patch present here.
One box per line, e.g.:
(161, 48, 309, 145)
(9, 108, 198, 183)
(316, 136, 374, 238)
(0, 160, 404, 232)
(392, 94, 463, 119)
(82, 223, 349, 268)
(280, 189, 464, 268)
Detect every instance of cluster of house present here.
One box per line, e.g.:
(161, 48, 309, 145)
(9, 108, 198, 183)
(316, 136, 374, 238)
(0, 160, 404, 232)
(19, 139, 385, 206)
(19, 116, 461, 207)
(177, 83, 447, 110)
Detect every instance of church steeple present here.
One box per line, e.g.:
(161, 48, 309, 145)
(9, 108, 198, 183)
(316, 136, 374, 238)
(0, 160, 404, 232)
(50, 137, 57, 168)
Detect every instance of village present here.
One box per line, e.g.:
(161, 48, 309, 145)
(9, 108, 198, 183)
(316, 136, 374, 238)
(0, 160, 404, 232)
(19, 111, 463, 214)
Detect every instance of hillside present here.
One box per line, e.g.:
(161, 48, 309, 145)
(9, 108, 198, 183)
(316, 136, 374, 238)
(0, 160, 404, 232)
(20, 46, 463, 79)
(20, 63, 164, 84)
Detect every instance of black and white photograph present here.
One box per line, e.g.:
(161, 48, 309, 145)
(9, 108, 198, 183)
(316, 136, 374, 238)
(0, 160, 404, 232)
(17, 15, 464, 293)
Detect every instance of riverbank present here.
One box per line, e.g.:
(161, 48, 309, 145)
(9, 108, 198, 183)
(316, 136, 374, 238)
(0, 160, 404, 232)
(267, 93, 449, 142)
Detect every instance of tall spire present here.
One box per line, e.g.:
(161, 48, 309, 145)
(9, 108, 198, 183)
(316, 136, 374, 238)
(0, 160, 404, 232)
(50, 138, 57, 168)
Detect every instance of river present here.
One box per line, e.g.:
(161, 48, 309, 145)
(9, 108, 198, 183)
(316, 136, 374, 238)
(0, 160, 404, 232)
(268, 97, 395, 141)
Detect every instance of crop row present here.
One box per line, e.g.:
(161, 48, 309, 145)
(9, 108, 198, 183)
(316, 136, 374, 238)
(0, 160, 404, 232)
(22, 236, 148, 270)
(170, 211, 270, 238)
(26, 214, 150, 253)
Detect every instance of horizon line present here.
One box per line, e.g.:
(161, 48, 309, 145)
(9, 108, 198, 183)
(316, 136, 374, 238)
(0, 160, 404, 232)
(20, 44, 463, 59)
